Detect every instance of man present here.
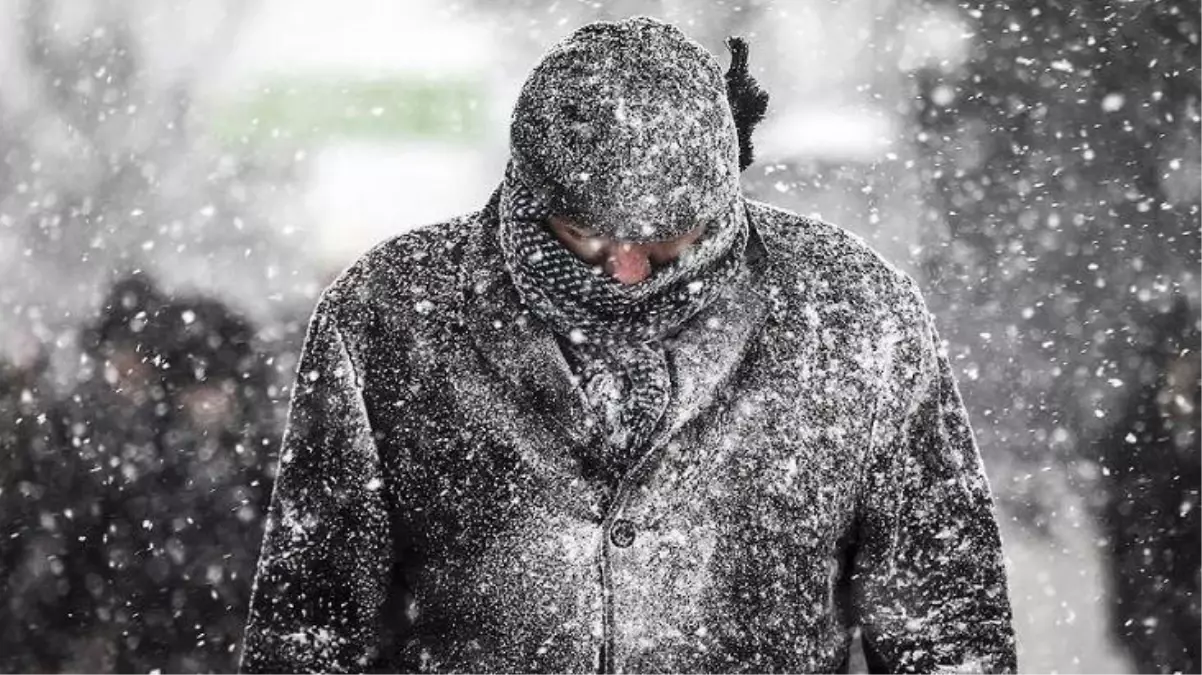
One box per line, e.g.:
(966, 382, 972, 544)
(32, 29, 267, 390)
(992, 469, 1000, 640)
(242, 16, 1017, 673)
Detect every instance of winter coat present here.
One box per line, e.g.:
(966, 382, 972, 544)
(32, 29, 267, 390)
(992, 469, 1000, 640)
(240, 195, 1017, 673)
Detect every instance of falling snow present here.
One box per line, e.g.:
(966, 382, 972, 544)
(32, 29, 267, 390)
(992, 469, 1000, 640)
(0, 2, 1197, 674)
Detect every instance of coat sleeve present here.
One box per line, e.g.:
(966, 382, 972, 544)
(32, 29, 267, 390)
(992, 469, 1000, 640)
(852, 306, 1017, 674)
(240, 297, 392, 673)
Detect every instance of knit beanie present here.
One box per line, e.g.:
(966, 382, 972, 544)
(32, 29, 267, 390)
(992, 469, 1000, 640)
(509, 16, 754, 242)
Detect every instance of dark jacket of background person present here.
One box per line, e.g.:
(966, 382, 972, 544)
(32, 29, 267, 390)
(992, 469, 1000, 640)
(240, 193, 1018, 673)
(0, 349, 67, 671)
(1096, 298, 1200, 674)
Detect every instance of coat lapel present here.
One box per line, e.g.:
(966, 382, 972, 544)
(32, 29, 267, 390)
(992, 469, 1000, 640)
(458, 208, 598, 451)
(648, 248, 771, 453)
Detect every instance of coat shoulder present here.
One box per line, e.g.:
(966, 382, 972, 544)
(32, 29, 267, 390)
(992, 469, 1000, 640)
(316, 211, 481, 326)
(746, 198, 927, 322)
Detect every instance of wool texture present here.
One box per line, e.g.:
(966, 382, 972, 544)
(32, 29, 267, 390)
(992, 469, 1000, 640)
(497, 163, 749, 479)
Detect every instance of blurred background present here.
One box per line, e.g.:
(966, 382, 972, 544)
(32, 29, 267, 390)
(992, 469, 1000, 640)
(0, 0, 1197, 672)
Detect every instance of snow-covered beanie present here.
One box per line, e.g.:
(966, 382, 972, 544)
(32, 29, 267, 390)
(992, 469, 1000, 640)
(498, 16, 768, 485)
(508, 16, 749, 241)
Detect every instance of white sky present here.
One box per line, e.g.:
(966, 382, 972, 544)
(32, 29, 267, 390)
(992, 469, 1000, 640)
(224, 0, 497, 80)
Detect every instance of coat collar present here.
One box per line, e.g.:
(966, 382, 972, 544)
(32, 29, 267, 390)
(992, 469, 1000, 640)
(456, 193, 774, 480)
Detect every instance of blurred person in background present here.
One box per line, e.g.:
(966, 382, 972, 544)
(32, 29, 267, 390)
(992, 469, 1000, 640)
(1, 274, 280, 672)
(0, 275, 166, 672)
(242, 17, 1015, 673)
(1096, 297, 1201, 674)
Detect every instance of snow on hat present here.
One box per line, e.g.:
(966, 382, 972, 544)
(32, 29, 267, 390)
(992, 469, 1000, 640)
(509, 16, 765, 242)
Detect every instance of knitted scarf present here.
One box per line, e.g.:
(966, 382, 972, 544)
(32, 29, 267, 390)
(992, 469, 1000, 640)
(497, 167, 749, 482)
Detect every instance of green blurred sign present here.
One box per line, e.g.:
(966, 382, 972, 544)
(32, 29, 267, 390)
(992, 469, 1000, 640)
(215, 77, 486, 143)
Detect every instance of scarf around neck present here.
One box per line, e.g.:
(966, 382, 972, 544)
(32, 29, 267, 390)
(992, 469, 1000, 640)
(496, 165, 750, 483)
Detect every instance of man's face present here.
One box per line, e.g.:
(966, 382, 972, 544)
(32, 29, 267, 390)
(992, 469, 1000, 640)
(546, 215, 707, 285)
(179, 381, 236, 432)
(1159, 350, 1200, 423)
(103, 345, 154, 402)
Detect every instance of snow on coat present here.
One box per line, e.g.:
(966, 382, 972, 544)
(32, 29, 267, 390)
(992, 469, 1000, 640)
(239, 193, 1017, 673)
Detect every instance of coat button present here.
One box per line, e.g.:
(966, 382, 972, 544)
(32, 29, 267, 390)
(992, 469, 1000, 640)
(610, 519, 636, 548)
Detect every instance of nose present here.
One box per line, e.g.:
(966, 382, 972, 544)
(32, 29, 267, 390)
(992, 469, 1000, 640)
(605, 242, 653, 285)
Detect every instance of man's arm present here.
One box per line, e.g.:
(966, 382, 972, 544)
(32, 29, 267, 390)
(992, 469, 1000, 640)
(241, 295, 392, 673)
(852, 306, 1017, 673)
